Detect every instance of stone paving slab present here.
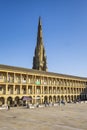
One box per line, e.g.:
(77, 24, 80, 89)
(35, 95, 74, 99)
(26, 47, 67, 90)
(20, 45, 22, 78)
(0, 103, 87, 130)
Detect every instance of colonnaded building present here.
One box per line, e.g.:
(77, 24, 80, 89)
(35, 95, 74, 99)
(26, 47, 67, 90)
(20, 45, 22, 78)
(0, 17, 87, 106)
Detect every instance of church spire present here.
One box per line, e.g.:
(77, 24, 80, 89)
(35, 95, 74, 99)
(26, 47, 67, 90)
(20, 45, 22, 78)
(38, 16, 42, 26)
(32, 17, 47, 71)
(37, 16, 43, 46)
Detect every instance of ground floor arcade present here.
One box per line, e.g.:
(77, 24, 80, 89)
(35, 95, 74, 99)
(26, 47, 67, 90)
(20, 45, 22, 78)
(0, 94, 87, 106)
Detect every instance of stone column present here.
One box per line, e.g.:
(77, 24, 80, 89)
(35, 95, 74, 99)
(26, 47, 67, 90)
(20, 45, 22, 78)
(43, 85, 44, 94)
(51, 87, 53, 94)
(32, 85, 34, 95)
(4, 98, 7, 105)
(20, 85, 22, 95)
(20, 74, 22, 84)
(14, 73, 15, 83)
(7, 72, 8, 83)
(6, 84, 8, 95)
(41, 86, 43, 94)
(35, 85, 36, 95)
(41, 97, 44, 104)
(13, 85, 15, 95)
(26, 74, 28, 84)
(26, 85, 28, 95)
(48, 86, 49, 94)
(12, 97, 15, 106)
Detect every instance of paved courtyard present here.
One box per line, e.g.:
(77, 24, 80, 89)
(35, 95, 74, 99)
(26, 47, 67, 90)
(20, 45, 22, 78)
(0, 103, 87, 130)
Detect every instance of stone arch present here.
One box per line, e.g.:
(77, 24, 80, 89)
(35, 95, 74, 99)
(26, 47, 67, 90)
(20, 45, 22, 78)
(15, 96, 20, 106)
(65, 95, 67, 102)
(80, 95, 82, 100)
(71, 95, 73, 101)
(57, 95, 60, 102)
(61, 95, 64, 101)
(74, 95, 76, 101)
(0, 97, 5, 105)
(44, 96, 48, 102)
(49, 96, 52, 102)
(7, 96, 13, 106)
(53, 96, 56, 103)
(77, 95, 80, 101)
(68, 95, 70, 102)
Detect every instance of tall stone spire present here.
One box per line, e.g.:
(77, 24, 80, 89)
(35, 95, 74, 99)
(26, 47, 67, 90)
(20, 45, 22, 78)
(32, 17, 47, 71)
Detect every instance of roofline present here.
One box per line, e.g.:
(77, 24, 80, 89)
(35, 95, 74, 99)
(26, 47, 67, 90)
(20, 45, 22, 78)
(0, 64, 87, 80)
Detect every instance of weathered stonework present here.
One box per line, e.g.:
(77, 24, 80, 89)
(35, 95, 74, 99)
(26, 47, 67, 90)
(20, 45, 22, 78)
(32, 17, 47, 71)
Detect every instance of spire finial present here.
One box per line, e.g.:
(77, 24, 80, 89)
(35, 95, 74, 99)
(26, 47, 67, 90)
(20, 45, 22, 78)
(39, 16, 42, 26)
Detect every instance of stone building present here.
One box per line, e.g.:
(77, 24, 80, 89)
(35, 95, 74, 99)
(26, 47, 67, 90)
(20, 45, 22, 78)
(0, 18, 87, 106)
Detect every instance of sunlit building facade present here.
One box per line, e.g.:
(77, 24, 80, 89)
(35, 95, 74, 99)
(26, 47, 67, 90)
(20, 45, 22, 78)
(0, 18, 87, 106)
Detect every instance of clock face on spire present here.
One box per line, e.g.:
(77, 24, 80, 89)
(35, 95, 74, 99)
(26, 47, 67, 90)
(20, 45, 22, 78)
(32, 17, 47, 71)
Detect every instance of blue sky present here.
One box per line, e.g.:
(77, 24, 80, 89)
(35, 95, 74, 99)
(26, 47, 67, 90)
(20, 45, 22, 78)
(0, 0, 87, 77)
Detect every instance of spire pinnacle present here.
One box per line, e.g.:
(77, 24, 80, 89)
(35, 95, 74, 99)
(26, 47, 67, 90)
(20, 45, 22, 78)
(37, 16, 42, 40)
(32, 17, 47, 71)
(38, 16, 42, 26)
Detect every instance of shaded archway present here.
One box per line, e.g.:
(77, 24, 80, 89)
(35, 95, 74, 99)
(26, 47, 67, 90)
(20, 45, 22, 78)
(71, 95, 73, 101)
(49, 96, 52, 102)
(61, 95, 64, 101)
(44, 96, 48, 103)
(0, 97, 5, 105)
(74, 95, 77, 101)
(77, 95, 80, 101)
(67, 95, 70, 102)
(53, 96, 56, 103)
(7, 97, 13, 106)
(57, 96, 60, 102)
(65, 95, 67, 102)
(15, 96, 20, 106)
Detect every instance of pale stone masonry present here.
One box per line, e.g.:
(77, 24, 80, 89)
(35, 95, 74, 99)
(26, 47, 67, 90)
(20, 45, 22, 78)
(0, 64, 87, 105)
(0, 18, 87, 106)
